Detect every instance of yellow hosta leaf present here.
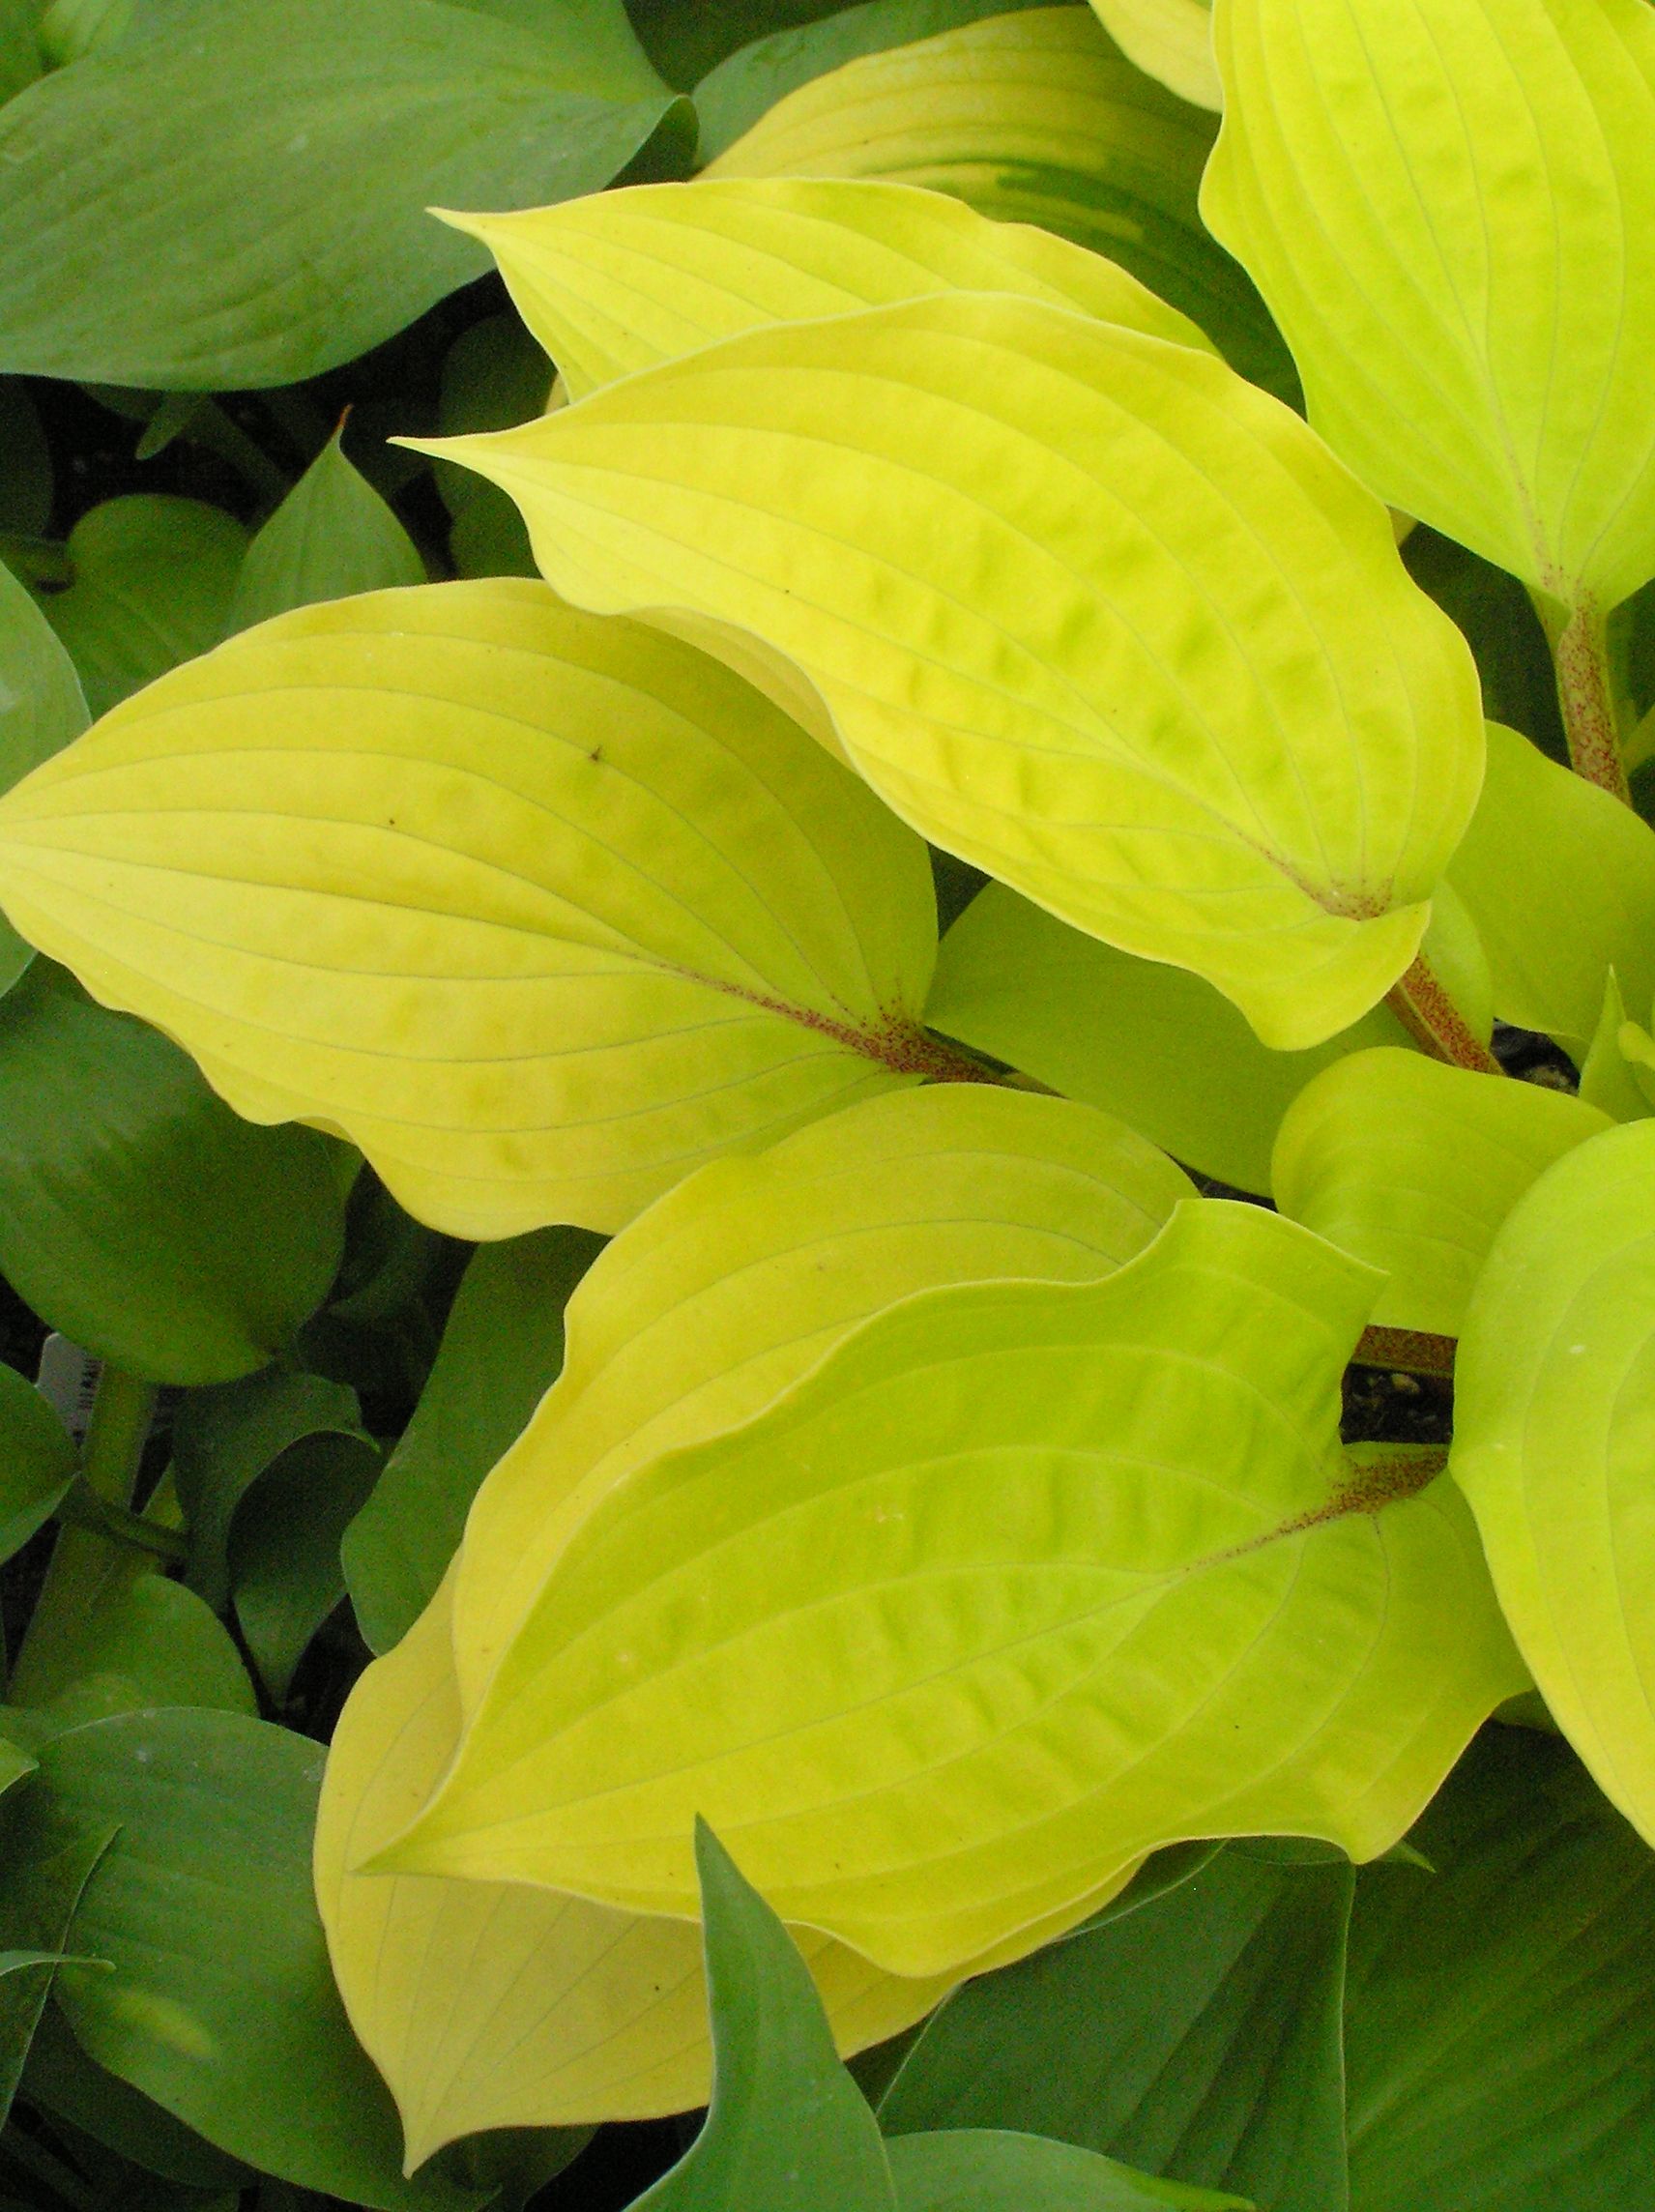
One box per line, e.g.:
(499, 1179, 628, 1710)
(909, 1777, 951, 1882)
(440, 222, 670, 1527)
(1203, 0, 1655, 612)
(451, 1082, 1191, 1711)
(1089, 0, 1218, 109)
(0, 580, 949, 1238)
(441, 175, 1209, 402)
(315, 1572, 956, 2153)
(377, 1202, 1522, 1977)
(423, 295, 1484, 1050)
(702, 7, 1293, 398)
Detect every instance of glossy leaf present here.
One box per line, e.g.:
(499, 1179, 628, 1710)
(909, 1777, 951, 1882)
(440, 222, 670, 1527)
(383, 1200, 1522, 1977)
(1446, 723, 1655, 1052)
(0, 561, 87, 997)
(927, 884, 1414, 1193)
(450, 1081, 1189, 1713)
(0, 579, 944, 1237)
(888, 2133, 1249, 2211)
(1203, 0, 1655, 611)
(0, 0, 681, 388)
(228, 431, 425, 634)
(38, 1709, 478, 2209)
(702, 6, 1294, 396)
(1273, 1049, 1611, 1338)
(430, 293, 1482, 1051)
(342, 1226, 603, 1656)
(41, 496, 247, 718)
(1345, 1728, 1655, 2212)
(448, 175, 1211, 402)
(230, 1431, 383, 1702)
(1088, 0, 1217, 108)
(0, 964, 346, 1384)
(0, 1357, 74, 1568)
(18, 1575, 258, 1731)
(631, 1824, 897, 2210)
(881, 1845, 1348, 2212)
(1453, 1121, 1655, 1848)
(315, 1571, 955, 2154)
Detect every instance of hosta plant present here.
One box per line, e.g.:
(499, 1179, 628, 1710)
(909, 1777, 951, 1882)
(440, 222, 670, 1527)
(0, 1, 1654, 2208)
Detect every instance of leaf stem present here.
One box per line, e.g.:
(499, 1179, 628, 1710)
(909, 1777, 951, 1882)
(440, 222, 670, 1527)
(1384, 954, 1502, 1074)
(1534, 593, 1633, 803)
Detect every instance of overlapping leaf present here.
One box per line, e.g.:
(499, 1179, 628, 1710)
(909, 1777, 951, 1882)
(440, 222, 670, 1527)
(1203, 0, 1655, 614)
(0, 579, 948, 1237)
(442, 175, 1210, 401)
(1453, 1121, 1655, 1846)
(227, 431, 425, 634)
(428, 293, 1482, 1050)
(701, 5, 1293, 394)
(379, 1201, 1522, 1978)
(1274, 1048, 1611, 1338)
(1088, 0, 1218, 109)
(0, 562, 86, 997)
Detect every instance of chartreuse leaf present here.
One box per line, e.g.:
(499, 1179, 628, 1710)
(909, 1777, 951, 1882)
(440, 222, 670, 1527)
(702, 7, 1295, 397)
(36, 1709, 479, 2209)
(42, 496, 247, 718)
(0, 579, 948, 1237)
(315, 1571, 954, 2156)
(1579, 969, 1654, 1123)
(1203, 0, 1655, 615)
(888, 2133, 1250, 2211)
(0, 0, 682, 388)
(380, 1200, 1522, 1978)
(318, 1088, 1186, 2146)
(1344, 1729, 1655, 2212)
(1273, 1049, 1611, 1339)
(927, 884, 1414, 1194)
(1453, 1121, 1655, 1848)
(450, 1083, 1190, 1713)
(1088, 0, 1217, 108)
(0, 964, 346, 1384)
(444, 176, 1211, 402)
(0, 562, 87, 998)
(342, 1227, 603, 1656)
(227, 430, 425, 633)
(881, 1844, 1346, 2212)
(631, 1825, 897, 2210)
(0, 1357, 74, 1568)
(1445, 723, 1655, 1053)
(427, 294, 1482, 1052)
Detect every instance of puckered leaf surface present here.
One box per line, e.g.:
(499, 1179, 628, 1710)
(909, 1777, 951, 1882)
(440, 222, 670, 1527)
(1203, 0, 1655, 611)
(0, 579, 944, 1237)
(428, 294, 1483, 1052)
(381, 1201, 1521, 1978)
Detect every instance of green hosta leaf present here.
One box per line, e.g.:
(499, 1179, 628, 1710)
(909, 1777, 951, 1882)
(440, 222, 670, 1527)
(0, 579, 947, 1237)
(434, 311, 549, 577)
(0, 1358, 73, 1568)
(0, 964, 346, 1384)
(20, 2006, 253, 2193)
(1203, 0, 1655, 613)
(35, 0, 128, 66)
(382, 1200, 1522, 1978)
(40, 496, 247, 718)
(450, 1082, 1189, 1715)
(37, 1709, 479, 2209)
(229, 1430, 383, 1702)
(448, 174, 1211, 401)
(1273, 1049, 1611, 1339)
(1453, 1121, 1655, 1848)
(1088, 0, 1216, 108)
(702, 6, 1294, 398)
(0, 0, 681, 388)
(692, 0, 1053, 156)
(341, 1227, 603, 1656)
(227, 431, 425, 633)
(888, 2133, 1250, 2211)
(1445, 723, 1655, 1052)
(1345, 1729, 1655, 2212)
(632, 1825, 898, 2210)
(316, 1571, 956, 2156)
(1403, 533, 1567, 763)
(881, 1845, 1347, 2212)
(430, 294, 1481, 1052)
(927, 884, 1414, 1193)
(0, 380, 52, 538)
(0, 560, 88, 998)
(0, 0, 42, 102)
(15, 1574, 258, 1730)
(0, 1795, 111, 2130)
